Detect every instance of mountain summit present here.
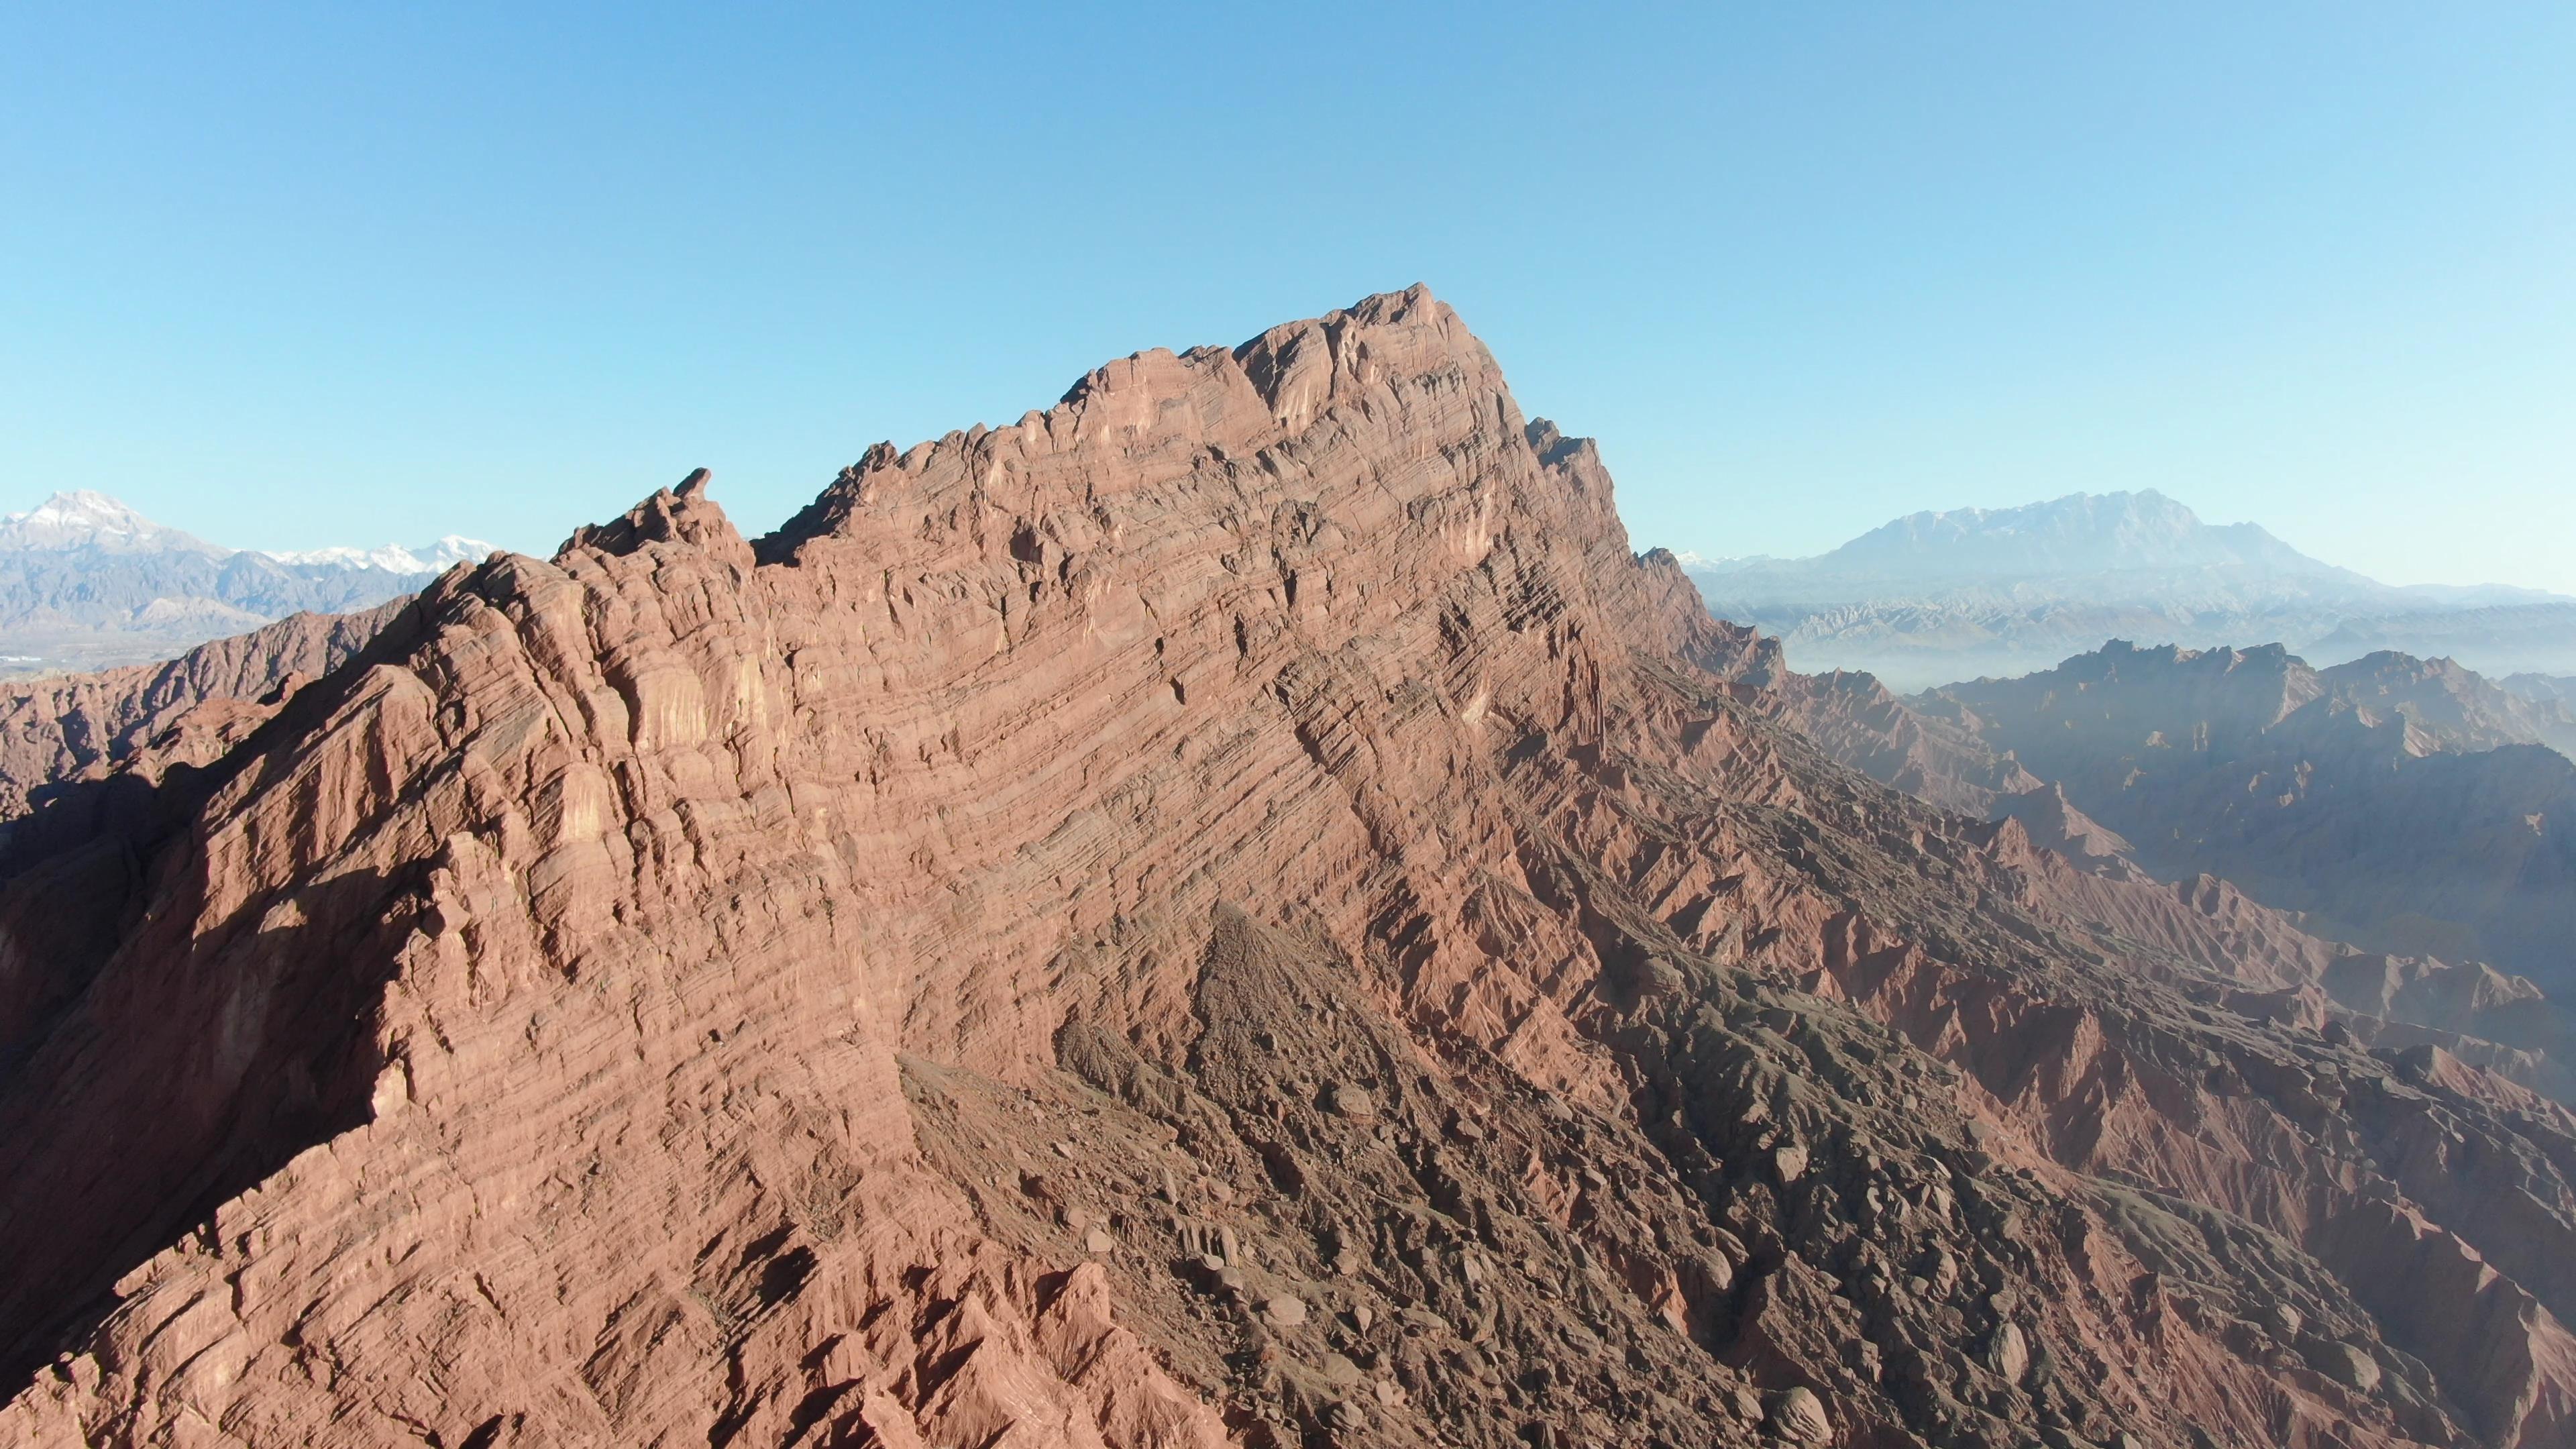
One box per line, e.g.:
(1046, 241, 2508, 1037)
(0, 490, 229, 557)
(1814, 489, 2347, 580)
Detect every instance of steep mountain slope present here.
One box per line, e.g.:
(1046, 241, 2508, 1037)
(1684, 492, 2576, 688)
(0, 491, 491, 677)
(1920, 641, 2576, 994)
(5, 290, 2573, 1449)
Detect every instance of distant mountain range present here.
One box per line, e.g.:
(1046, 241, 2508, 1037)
(1684, 489, 2576, 688)
(1774, 635, 2576, 1100)
(0, 491, 492, 676)
(1905, 640, 2576, 996)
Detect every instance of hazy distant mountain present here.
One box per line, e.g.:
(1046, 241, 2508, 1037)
(0, 491, 494, 676)
(2305, 602, 2576, 680)
(1685, 489, 2576, 688)
(2506, 672, 2576, 708)
(1727, 488, 2350, 582)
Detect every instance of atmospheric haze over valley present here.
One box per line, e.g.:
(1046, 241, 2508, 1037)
(1681, 489, 2576, 691)
(9, 9, 2576, 1449)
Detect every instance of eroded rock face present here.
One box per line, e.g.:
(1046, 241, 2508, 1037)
(2, 288, 2573, 1448)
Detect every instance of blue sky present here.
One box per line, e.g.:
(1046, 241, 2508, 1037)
(5, 5, 2572, 589)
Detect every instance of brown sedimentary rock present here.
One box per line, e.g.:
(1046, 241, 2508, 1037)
(1, 288, 2570, 1448)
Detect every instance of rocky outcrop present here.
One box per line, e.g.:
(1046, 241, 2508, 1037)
(3, 289, 2572, 1448)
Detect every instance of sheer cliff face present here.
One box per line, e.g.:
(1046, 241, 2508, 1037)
(5, 289, 2575, 1449)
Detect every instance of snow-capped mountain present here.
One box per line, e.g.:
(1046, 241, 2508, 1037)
(1828, 490, 2341, 578)
(0, 490, 231, 557)
(0, 492, 496, 676)
(265, 537, 496, 574)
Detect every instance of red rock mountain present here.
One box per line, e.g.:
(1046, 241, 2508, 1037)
(4, 290, 2575, 1448)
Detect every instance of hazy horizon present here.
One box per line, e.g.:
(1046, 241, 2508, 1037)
(7, 6, 2571, 592)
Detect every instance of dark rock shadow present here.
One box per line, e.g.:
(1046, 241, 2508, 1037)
(0, 596, 443, 1399)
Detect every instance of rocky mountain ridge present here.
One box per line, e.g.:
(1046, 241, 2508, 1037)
(3, 290, 2572, 1448)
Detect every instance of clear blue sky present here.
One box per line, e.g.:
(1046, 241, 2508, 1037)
(7, 5, 2572, 590)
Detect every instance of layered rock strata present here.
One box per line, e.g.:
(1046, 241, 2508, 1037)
(3, 290, 2573, 1448)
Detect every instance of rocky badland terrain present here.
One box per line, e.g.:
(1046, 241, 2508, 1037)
(1904, 642, 2576, 1000)
(1778, 651, 2576, 1106)
(5, 290, 2575, 1449)
(0, 600, 413, 825)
